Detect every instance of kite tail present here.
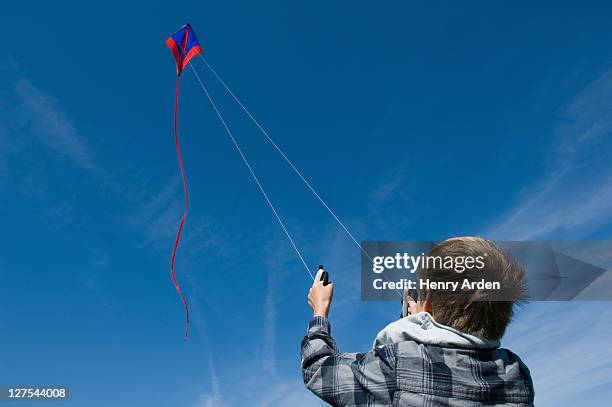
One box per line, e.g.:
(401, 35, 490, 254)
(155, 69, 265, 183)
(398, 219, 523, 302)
(171, 75, 190, 339)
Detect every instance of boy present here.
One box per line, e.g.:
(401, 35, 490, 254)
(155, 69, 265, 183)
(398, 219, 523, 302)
(301, 237, 534, 406)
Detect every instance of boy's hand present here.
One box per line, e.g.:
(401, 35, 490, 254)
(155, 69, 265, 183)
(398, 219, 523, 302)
(405, 289, 431, 316)
(406, 295, 425, 315)
(308, 277, 333, 318)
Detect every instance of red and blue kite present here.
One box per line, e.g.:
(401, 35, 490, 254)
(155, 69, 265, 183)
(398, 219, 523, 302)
(166, 23, 202, 339)
(166, 23, 203, 76)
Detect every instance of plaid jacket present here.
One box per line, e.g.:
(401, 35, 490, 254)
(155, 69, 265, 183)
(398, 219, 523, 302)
(301, 317, 534, 406)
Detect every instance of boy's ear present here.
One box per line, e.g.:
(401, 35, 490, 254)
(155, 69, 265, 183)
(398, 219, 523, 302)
(423, 290, 433, 314)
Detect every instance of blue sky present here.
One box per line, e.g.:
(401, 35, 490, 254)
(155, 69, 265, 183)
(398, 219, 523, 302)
(1, 1, 612, 405)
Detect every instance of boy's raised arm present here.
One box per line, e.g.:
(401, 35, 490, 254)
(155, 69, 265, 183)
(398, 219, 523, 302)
(301, 277, 397, 406)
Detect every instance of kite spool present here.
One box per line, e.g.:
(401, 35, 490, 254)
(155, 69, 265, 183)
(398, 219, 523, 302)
(315, 265, 331, 286)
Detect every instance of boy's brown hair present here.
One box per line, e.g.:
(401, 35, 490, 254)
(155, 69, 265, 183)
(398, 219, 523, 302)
(417, 237, 527, 340)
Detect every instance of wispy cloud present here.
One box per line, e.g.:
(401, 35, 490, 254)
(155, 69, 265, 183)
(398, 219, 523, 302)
(192, 379, 322, 407)
(484, 68, 612, 240)
(248, 381, 323, 407)
(0, 55, 107, 229)
(560, 69, 612, 145)
(262, 270, 280, 376)
(128, 175, 239, 258)
(131, 177, 183, 248)
(192, 393, 223, 407)
(505, 302, 612, 405)
(485, 168, 612, 240)
(192, 359, 223, 407)
(0, 55, 19, 71)
(258, 228, 316, 379)
(12, 77, 100, 175)
(187, 225, 341, 407)
(367, 158, 422, 236)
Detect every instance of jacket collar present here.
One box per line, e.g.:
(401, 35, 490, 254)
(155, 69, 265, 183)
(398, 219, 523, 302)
(373, 312, 500, 349)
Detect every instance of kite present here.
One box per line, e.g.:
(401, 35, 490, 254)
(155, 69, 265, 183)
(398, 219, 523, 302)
(165, 23, 369, 338)
(165, 23, 202, 339)
(166, 23, 203, 76)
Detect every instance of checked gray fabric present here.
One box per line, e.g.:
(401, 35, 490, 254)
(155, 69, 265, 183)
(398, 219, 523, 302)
(301, 317, 534, 406)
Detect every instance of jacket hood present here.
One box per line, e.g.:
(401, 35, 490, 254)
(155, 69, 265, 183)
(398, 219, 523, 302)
(373, 312, 500, 349)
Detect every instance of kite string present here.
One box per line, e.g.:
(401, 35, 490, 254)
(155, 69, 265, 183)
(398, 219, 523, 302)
(192, 54, 403, 297)
(197, 56, 372, 262)
(195, 57, 408, 298)
(171, 75, 190, 338)
(187, 63, 314, 280)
